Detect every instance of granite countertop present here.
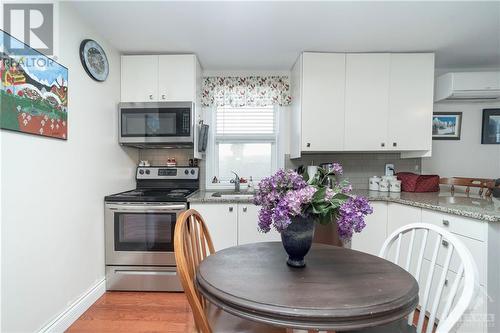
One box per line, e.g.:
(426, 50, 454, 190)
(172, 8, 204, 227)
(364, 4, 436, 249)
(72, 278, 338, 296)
(188, 190, 255, 204)
(352, 190, 500, 223)
(188, 190, 500, 222)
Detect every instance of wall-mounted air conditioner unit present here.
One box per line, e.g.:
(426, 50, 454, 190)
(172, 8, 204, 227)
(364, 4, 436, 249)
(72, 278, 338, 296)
(434, 71, 500, 102)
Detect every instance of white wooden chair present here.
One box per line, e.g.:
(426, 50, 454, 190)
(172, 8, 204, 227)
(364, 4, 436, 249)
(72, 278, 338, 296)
(378, 223, 479, 333)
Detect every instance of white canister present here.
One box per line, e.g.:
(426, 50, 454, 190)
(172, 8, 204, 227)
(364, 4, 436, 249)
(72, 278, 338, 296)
(382, 175, 397, 183)
(379, 179, 389, 192)
(389, 180, 402, 193)
(369, 176, 381, 191)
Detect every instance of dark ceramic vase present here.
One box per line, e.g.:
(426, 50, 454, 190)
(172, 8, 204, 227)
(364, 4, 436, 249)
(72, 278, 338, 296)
(281, 215, 316, 268)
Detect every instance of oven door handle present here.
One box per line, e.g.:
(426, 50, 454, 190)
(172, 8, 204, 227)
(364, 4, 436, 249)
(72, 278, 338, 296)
(106, 204, 187, 212)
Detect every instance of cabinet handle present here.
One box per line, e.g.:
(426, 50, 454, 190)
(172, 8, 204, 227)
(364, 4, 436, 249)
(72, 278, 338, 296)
(229, 207, 233, 212)
(393, 142, 397, 147)
(306, 143, 311, 148)
(442, 219, 450, 226)
(242, 207, 247, 212)
(381, 142, 385, 148)
(161, 94, 166, 100)
(444, 279, 448, 286)
(442, 240, 449, 247)
(148, 94, 153, 100)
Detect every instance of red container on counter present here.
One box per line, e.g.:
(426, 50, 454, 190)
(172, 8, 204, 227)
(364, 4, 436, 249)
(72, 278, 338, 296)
(396, 172, 440, 192)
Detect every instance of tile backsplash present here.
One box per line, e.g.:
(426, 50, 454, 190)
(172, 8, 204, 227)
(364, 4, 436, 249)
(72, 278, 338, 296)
(138, 150, 420, 190)
(139, 149, 194, 166)
(285, 153, 421, 189)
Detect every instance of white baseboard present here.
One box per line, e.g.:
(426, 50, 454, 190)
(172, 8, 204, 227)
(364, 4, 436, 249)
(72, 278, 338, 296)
(38, 279, 106, 333)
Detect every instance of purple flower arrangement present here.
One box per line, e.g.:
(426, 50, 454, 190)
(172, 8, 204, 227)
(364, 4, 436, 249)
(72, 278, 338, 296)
(253, 165, 373, 241)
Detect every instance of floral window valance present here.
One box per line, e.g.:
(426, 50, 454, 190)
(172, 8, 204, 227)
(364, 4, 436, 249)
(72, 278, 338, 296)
(201, 76, 291, 107)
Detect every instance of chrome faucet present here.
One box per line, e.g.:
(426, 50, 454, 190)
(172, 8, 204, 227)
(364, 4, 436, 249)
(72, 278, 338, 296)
(231, 171, 240, 193)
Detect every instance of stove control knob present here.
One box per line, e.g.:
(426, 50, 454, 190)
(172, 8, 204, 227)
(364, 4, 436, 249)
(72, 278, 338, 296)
(139, 169, 144, 175)
(190, 169, 195, 175)
(184, 169, 189, 175)
(145, 169, 150, 175)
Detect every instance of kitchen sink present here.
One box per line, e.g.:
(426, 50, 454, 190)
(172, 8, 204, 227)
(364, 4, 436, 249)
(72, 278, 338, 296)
(211, 192, 254, 200)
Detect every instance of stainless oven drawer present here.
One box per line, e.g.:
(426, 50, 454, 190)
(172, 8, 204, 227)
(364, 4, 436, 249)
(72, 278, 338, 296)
(106, 266, 183, 291)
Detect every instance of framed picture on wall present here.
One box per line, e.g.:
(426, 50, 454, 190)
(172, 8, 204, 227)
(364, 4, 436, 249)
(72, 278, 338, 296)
(481, 109, 500, 144)
(0, 30, 68, 140)
(432, 112, 462, 140)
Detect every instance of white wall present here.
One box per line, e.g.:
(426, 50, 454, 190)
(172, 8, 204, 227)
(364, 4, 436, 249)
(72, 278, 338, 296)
(422, 101, 500, 178)
(1, 3, 138, 332)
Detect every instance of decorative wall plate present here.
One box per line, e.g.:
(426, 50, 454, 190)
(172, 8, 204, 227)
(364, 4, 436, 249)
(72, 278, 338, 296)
(79, 39, 109, 82)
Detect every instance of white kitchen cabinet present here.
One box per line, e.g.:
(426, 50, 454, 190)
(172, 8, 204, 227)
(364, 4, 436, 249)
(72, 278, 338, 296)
(387, 202, 422, 235)
(121, 54, 200, 103)
(297, 52, 346, 153)
(121, 55, 158, 102)
(388, 54, 434, 151)
(351, 201, 388, 256)
(290, 52, 434, 157)
(238, 204, 281, 245)
(190, 203, 280, 250)
(158, 55, 197, 102)
(344, 53, 391, 151)
(386, 203, 422, 268)
(189, 203, 238, 251)
(361, 201, 498, 332)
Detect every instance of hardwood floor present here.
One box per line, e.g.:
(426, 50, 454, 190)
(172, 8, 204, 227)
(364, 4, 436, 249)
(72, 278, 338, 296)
(67, 292, 195, 333)
(68, 292, 432, 333)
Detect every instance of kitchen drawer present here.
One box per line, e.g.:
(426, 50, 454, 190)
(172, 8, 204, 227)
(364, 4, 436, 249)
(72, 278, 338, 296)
(423, 231, 487, 285)
(421, 209, 487, 242)
(105, 266, 182, 291)
(417, 259, 488, 332)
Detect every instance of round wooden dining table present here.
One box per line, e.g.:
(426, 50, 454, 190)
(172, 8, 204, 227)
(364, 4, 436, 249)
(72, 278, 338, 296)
(195, 242, 419, 332)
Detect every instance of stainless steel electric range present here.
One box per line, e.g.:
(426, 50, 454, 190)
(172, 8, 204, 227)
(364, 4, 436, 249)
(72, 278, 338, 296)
(104, 166, 199, 291)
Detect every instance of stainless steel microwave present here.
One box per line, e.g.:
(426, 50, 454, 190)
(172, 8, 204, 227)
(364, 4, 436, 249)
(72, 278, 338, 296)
(118, 102, 194, 148)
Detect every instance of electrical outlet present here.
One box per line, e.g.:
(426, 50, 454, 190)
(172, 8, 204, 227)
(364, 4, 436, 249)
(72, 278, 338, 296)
(385, 164, 395, 176)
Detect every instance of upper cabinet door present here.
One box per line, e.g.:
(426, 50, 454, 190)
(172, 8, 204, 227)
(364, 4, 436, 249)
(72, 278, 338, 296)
(388, 54, 435, 151)
(121, 55, 159, 102)
(301, 53, 346, 151)
(345, 54, 390, 151)
(158, 55, 196, 102)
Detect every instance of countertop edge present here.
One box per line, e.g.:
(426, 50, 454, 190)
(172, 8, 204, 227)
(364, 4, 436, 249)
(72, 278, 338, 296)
(188, 191, 500, 223)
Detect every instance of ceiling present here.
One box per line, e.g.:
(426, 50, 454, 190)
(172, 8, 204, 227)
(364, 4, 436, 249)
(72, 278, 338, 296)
(70, 1, 500, 71)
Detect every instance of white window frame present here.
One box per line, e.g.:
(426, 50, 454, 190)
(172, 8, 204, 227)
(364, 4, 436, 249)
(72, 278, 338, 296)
(205, 105, 283, 190)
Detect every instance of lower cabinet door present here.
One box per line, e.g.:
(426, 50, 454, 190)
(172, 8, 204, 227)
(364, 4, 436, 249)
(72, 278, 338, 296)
(351, 201, 388, 256)
(238, 204, 281, 245)
(189, 203, 238, 251)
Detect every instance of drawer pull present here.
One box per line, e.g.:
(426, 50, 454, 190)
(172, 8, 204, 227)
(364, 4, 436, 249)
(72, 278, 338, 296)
(229, 206, 233, 212)
(442, 240, 449, 247)
(149, 94, 154, 100)
(381, 142, 385, 148)
(242, 207, 247, 212)
(442, 219, 450, 226)
(444, 279, 448, 286)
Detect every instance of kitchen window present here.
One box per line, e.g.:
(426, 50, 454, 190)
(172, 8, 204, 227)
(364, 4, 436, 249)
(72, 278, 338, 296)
(207, 105, 280, 188)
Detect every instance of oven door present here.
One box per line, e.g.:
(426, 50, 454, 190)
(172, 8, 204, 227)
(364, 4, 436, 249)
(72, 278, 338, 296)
(119, 102, 194, 145)
(105, 202, 186, 266)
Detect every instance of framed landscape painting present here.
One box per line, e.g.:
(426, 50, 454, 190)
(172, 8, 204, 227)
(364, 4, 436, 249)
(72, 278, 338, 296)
(1, 30, 68, 140)
(481, 109, 500, 144)
(432, 112, 462, 140)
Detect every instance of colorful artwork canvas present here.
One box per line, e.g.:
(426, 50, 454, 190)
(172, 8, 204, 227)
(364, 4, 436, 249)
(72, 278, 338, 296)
(1, 30, 68, 140)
